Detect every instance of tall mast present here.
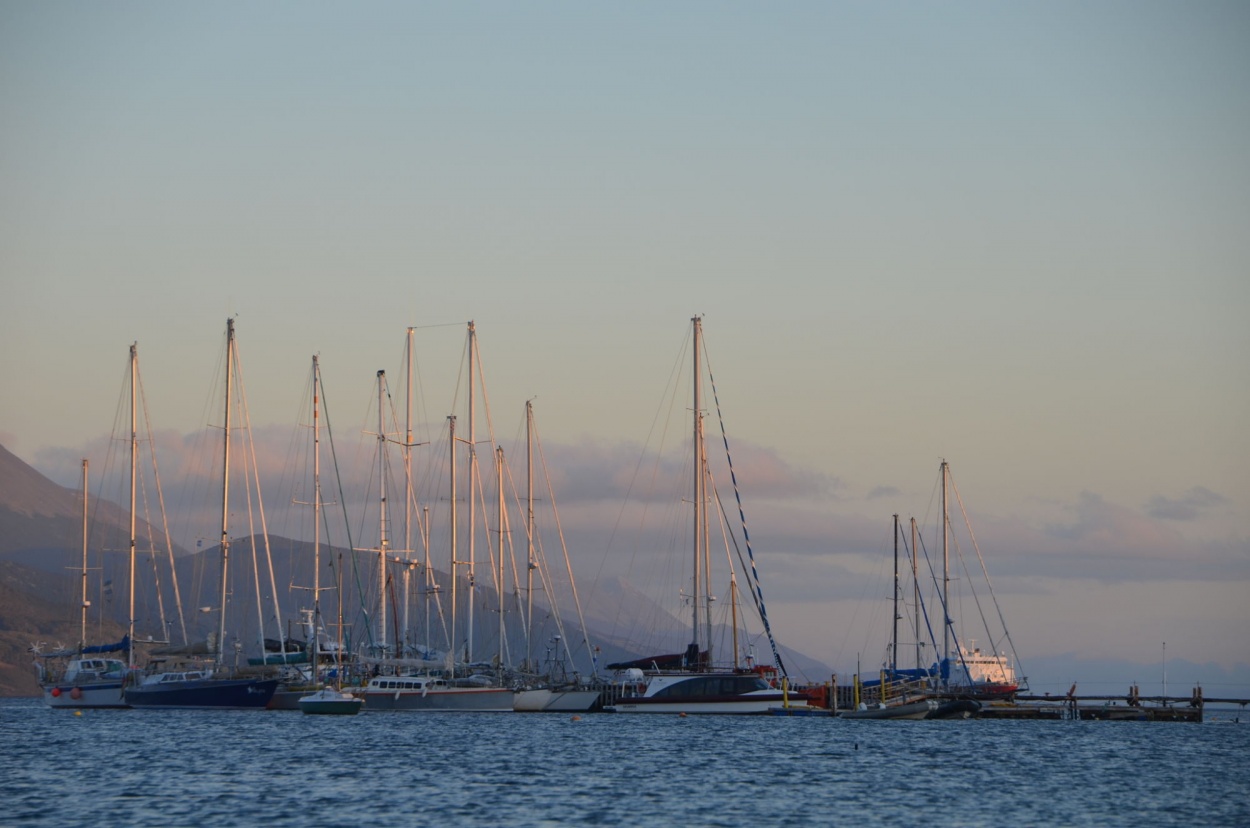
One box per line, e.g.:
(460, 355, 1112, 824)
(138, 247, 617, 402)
(403, 327, 415, 656)
(127, 343, 138, 668)
(892, 513, 900, 676)
(467, 321, 477, 665)
(448, 415, 458, 663)
(911, 516, 920, 671)
(941, 459, 950, 672)
(376, 369, 389, 655)
(79, 459, 89, 651)
(525, 400, 535, 663)
(217, 319, 234, 665)
(422, 504, 431, 655)
(334, 552, 344, 689)
(311, 355, 322, 675)
(691, 315, 704, 665)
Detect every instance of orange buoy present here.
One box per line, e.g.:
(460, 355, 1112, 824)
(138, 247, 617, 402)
(51, 687, 62, 698)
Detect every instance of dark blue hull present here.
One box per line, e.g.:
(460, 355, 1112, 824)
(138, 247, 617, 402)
(125, 677, 279, 709)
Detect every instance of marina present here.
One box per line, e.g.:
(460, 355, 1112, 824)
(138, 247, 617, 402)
(16, 319, 1246, 725)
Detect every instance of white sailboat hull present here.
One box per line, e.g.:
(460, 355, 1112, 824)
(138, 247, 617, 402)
(839, 699, 936, 719)
(42, 681, 128, 709)
(362, 676, 513, 712)
(514, 688, 602, 712)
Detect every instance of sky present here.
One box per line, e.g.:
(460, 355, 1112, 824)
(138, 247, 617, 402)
(2, 2, 1248, 694)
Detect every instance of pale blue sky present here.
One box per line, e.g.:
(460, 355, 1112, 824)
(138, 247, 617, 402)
(2, 2, 1247, 688)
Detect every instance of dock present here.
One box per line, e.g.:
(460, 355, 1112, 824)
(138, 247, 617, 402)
(801, 678, 1245, 722)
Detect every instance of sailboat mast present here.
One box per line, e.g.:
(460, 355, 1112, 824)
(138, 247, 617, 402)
(448, 415, 458, 662)
(467, 321, 477, 665)
(941, 459, 950, 671)
(403, 327, 415, 656)
(217, 319, 234, 666)
(79, 459, 88, 651)
(525, 400, 535, 661)
(892, 513, 900, 676)
(691, 315, 705, 665)
(312, 356, 322, 674)
(376, 369, 389, 655)
(911, 516, 920, 671)
(423, 504, 431, 655)
(128, 344, 138, 668)
(335, 552, 344, 689)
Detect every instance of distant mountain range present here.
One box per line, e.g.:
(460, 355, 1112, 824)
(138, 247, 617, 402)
(0, 442, 830, 696)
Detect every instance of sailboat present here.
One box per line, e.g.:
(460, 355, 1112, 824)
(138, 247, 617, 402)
(360, 322, 513, 712)
(34, 459, 131, 709)
(36, 342, 188, 708)
(125, 320, 279, 709)
(285, 355, 361, 715)
(300, 547, 363, 716)
(930, 461, 1022, 701)
(606, 317, 807, 715)
(511, 401, 604, 713)
(269, 354, 358, 709)
(840, 515, 945, 720)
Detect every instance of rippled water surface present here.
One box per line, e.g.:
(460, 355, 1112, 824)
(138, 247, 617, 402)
(3, 698, 1247, 826)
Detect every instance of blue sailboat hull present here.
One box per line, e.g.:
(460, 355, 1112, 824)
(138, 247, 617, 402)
(125, 677, 279, 709)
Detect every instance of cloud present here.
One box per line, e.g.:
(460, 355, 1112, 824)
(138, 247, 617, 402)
(26, 427, 1249, 594)
(534, 437, 838, 506)
(1044, 491, 1180, 549)
(1145, 486, 1229, 521)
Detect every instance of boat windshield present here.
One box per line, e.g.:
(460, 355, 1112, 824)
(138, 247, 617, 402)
(653, 675, 770, 698)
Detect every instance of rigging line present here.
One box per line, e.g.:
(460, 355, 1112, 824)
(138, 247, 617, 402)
(913, 531, 944, 666)
(234, 339, 286, 656)
(709, 473, 789, 676)
(233, 356, 269, 656)
(711, 482, 764, 637)
(499, 436, 568, 671)
(897, 527, 925, 651)
(320, 369, 376, 651)
(704, 362, 787, 679)
(502, 455, 533, 669)
(949, 472, 1025, 677)
(137, 364, 189, 646)
(947, 527, 995, 656)
(916, 527, 976, 683)
(589, 328, 688, 648)
(136, 455, 169, 641)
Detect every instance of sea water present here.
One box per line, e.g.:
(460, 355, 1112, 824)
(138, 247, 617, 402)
(2, 698, 1247, 827)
